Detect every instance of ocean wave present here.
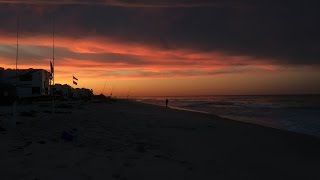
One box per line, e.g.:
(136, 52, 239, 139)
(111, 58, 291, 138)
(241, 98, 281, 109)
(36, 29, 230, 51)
(182, 101, 234, 108)
(137, 95, 320, 137)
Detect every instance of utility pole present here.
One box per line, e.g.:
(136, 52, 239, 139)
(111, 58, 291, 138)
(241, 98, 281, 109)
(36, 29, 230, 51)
(52, 16, 55, 85)
(52, 16, 55, 117)
(16, 15, 19, 76)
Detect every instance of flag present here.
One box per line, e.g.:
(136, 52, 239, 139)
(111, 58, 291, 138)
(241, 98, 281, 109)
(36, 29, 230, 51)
(72, 75, 78, 85)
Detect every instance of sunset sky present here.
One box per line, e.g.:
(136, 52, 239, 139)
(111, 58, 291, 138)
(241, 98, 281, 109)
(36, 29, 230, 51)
(0, 0, 320, 96)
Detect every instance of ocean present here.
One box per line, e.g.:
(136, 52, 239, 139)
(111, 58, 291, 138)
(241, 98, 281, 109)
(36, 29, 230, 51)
(135, 95, 320, 138)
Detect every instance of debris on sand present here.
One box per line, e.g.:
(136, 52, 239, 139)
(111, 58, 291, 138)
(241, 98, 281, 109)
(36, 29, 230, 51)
(61, 131, 75, 141)
(20, 111, 37, 117)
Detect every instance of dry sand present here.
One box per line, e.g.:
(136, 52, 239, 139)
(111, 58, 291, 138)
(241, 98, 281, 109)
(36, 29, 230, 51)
(0, 100, 319, 180)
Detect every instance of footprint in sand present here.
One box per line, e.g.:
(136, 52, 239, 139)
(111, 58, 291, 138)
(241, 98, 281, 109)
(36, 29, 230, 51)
(112, 173, 126, 180)
(55, 164, 69, 169)
(24, 141, 33, 147)
(123, 161, 136, 167)
(179, 160, 193, 171)
(37, 140, 46, 144)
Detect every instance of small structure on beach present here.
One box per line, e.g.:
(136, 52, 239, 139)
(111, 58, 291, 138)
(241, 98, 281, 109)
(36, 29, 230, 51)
(53, 84, 73, 100)
(72, 88, 94, 100)
(52, 84, 94, 101)
(0, 82, 16, 105)
(0, 67, 51, 98)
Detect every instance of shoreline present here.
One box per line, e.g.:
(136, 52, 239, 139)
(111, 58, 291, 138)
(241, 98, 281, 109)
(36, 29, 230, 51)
(134, 100, 320, 139)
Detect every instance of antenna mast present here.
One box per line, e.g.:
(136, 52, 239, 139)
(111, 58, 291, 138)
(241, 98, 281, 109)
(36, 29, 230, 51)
(16, 15, 19, 76)
(51, 15, 55, 117)
(52, 16, 55, 85)
(101, 79, 107, 95)
(110, 81, 117, 96)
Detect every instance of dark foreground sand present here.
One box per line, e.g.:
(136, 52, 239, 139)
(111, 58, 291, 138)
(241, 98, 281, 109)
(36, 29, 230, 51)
(0, 100, 319, 180)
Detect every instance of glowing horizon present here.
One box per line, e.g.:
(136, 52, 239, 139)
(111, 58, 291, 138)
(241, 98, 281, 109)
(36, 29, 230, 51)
(1, 1, 320, 96)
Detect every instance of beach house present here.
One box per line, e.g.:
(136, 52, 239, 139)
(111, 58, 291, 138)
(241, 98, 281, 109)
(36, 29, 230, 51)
(53, 84, 73, 99)
(72, 88, 94, 100)
(0, 67, 51, 97)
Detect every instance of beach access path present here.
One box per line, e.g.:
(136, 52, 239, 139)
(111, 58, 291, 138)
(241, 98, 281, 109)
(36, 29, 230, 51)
(0, 100, 319, 180)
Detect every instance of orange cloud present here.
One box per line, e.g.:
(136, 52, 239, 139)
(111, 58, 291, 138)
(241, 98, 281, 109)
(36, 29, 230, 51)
(0, 34, 282, 81)
(1, 34, 272, 65)
(3, 33, 317, 96)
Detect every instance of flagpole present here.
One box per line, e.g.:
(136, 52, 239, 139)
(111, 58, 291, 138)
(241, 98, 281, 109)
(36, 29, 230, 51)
(12, 15, 19, 130)
(101, 79, 107, 95)
(52, 16, 55, 85)
(16, 15, 19, 76)
(52, 15, 55, 117)
(72, 74, 74, 89)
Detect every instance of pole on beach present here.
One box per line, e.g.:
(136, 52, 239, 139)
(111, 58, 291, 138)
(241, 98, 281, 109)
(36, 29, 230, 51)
(101, 79, 107, 95)
(16, 15, 19, 76)
(126, 88, 132, 100)
(12, 15, 19, 130)
(11, 97, 17, 130)
(110, 81, 117, 97)
(52, 15, 55, 118)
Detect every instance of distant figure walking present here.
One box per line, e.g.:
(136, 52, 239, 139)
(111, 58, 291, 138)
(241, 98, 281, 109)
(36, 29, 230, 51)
(166, 98, 169, 107)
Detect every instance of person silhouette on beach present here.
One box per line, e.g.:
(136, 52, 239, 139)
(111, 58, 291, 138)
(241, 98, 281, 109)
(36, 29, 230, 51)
(166, 98, 169, 107)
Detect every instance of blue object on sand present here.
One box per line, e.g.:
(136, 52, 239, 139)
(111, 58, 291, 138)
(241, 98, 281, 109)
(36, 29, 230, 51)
(61, 131, 74, 141)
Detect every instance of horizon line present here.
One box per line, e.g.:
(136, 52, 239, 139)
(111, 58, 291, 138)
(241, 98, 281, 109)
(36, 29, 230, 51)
(129, 94, 320, 97)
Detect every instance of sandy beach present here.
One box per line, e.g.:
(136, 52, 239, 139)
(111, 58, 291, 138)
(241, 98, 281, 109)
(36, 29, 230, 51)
(0, 100, 319, 180)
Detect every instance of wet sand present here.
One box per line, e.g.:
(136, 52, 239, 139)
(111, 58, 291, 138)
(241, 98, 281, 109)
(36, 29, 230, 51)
(0, 100, 319, 180)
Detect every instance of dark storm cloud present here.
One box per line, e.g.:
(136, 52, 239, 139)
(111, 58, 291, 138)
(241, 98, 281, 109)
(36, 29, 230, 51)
(0, 44, 149, 65)
(0, 0, 231, 7)
(0, 0, 320, 65)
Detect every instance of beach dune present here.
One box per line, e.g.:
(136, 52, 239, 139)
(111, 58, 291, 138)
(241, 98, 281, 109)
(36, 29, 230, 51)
(0, 100, 319, 180)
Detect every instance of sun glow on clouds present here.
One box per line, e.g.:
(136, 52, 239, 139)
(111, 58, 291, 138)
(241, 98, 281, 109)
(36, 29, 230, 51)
(0, 34, 270, 68)
(0, 1, 320, 96)
(0, 34, 319, 96)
